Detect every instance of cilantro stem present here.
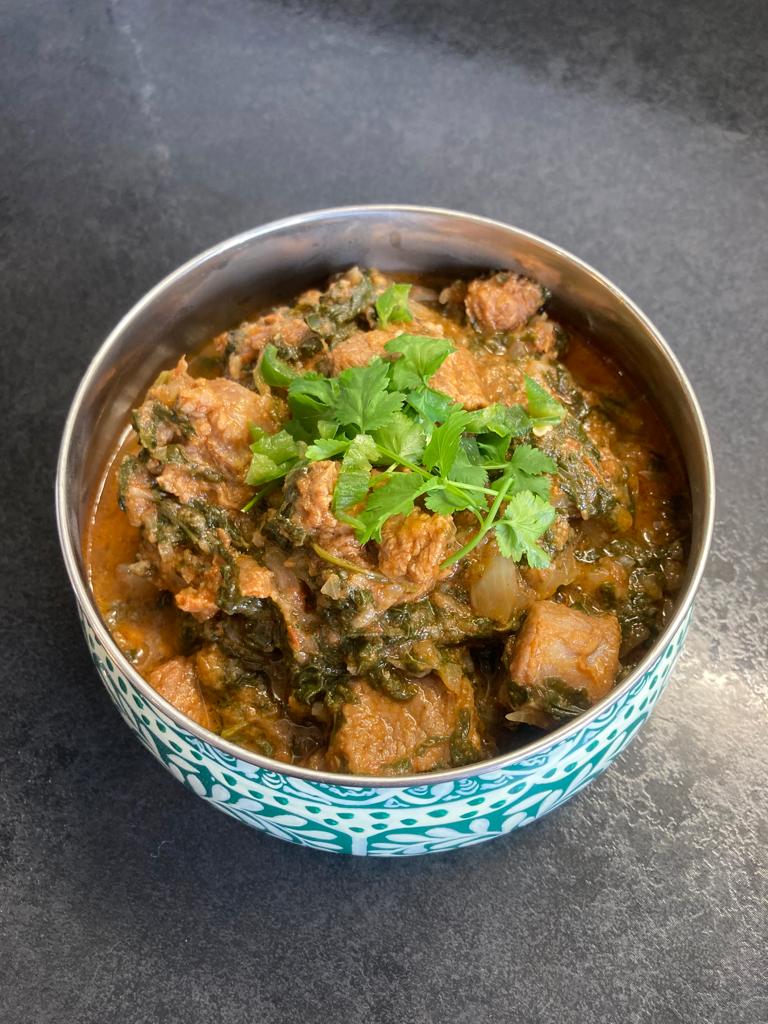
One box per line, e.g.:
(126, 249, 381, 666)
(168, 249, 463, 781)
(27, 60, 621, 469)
(440, 477, 513, 568)
(375, 443, 496, 498)
(241, 479, 281, 513)
(375, 445, 432, 480)
(445, 480, 495, 495)
(311, 543, 388, 580)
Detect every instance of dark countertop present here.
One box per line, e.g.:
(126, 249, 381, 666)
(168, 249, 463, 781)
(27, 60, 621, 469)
(2, 2, 766, 1022)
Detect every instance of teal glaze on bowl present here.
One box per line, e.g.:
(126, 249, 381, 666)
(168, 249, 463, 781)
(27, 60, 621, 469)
(58, 207, 714, 857)
(81, 609, 691, 857)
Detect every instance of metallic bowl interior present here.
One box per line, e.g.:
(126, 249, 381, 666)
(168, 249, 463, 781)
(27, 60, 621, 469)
(56, 205, 715, 787)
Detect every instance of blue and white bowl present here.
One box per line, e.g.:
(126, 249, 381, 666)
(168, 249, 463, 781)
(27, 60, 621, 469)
(56, 207, 715, 856)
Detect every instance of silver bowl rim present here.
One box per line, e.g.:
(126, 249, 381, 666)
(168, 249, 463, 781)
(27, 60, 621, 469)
(55, 203, 716, 789)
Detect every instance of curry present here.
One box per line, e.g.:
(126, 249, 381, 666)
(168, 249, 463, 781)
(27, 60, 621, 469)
(85, 268, 690, 775)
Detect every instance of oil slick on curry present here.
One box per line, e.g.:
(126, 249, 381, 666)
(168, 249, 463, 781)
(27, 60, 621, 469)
(86, 268, 690, 776)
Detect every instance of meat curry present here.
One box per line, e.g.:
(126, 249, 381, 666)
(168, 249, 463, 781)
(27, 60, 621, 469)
(85, 268, 690, 775)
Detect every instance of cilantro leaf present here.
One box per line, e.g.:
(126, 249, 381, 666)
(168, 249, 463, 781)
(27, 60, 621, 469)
(334, 359, 405, 433)
(424, 483, 482, 515)
(423, 408, 473, 477)
(372, 411, 426, 464)
(245, 427, 302, 486)
(287, 373, 338, 440)
(425, 437, 489, 516)
(385, 334, 455, 391)
(305, 437, 349, 462)
(376, 283, 413, 327)
(448, 437, 489, 489)
(491, 444, 555, 501)
(494, 491, 556, 567)
(333, 434, 378, 516)
(316, 419, 339, 439)
(507, 443, 557, 477)
(464, 402, 531, 438)
(524, 375, 566, 427)
(354, 472, 433, 543)
(477, 433, 513, 463)
(405, 386, 456, 424)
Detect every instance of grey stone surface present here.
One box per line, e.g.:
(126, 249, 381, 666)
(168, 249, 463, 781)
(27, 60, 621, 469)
(1, 1, 766, 1022)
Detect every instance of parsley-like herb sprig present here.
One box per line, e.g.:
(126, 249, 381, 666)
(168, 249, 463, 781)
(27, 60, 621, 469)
(245, 335, 565, 568)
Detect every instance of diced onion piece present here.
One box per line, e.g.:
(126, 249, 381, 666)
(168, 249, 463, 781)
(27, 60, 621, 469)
(470, 554, 533, 623)
(505, 707, 552, 728)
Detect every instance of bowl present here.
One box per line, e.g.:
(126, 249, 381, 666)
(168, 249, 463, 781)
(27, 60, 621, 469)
(56, 206, 714, 856)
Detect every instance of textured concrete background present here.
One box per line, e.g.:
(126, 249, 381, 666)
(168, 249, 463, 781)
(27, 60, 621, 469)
(2, 2, 767, 1022)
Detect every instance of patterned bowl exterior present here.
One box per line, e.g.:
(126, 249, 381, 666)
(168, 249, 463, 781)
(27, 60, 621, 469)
(80, 606, 692, 857)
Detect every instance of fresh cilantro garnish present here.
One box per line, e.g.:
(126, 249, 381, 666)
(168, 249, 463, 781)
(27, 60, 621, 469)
(244, 329, 560, 569)
(286, 373, 338, 440)
(245, 426, 301, 485)
(422, 408, 474, 477)
(242, 426, 303, 512)
(333, 435, 378, 516)
(376, 283, 413, 327)
(491, 444, 556, 501)
(495, 491, 557, 568)
(449, 437, 489, 490)
(524, 375, 566, 428)
(405, 386, 456, 425)
(334, 359, 405, 433)
(385, 334, 455, 390)
(372, 411, 426, 464)
(305, 437, 349, 462)
(464, 402, 531, 438)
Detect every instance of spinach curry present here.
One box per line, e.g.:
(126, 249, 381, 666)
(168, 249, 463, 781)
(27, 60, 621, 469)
(86, 268, 690, 775)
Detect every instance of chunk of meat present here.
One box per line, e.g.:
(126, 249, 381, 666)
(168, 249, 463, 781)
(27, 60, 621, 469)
(174, 563, 222, 621)
(285, 461, 363, 563)
(518, 314, 563, 358)
(154, 463, 253, 512)
(260, 545, 319, 662)
(214, 309, 314, 381)
(327, 328, 396, 374)
(378, 510, 455, 589)
(137, 357, 285, 511)
(506, 600, 621, 703)
(119, 457, 157, 529)
(429, 347, 487, 409)
(233, 555, 275, 599)
(466, 272, 544, 333)
(326, 676, 480, 774)
(167, 358, 282, 469)
(193, 644, 230, 690)
(148, 656, 216, 729)
(118, 457, 230, 607)
(174, 555, 275, 622)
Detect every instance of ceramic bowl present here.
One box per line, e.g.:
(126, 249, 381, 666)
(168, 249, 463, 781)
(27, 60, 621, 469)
(56, 206, 714, 856)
